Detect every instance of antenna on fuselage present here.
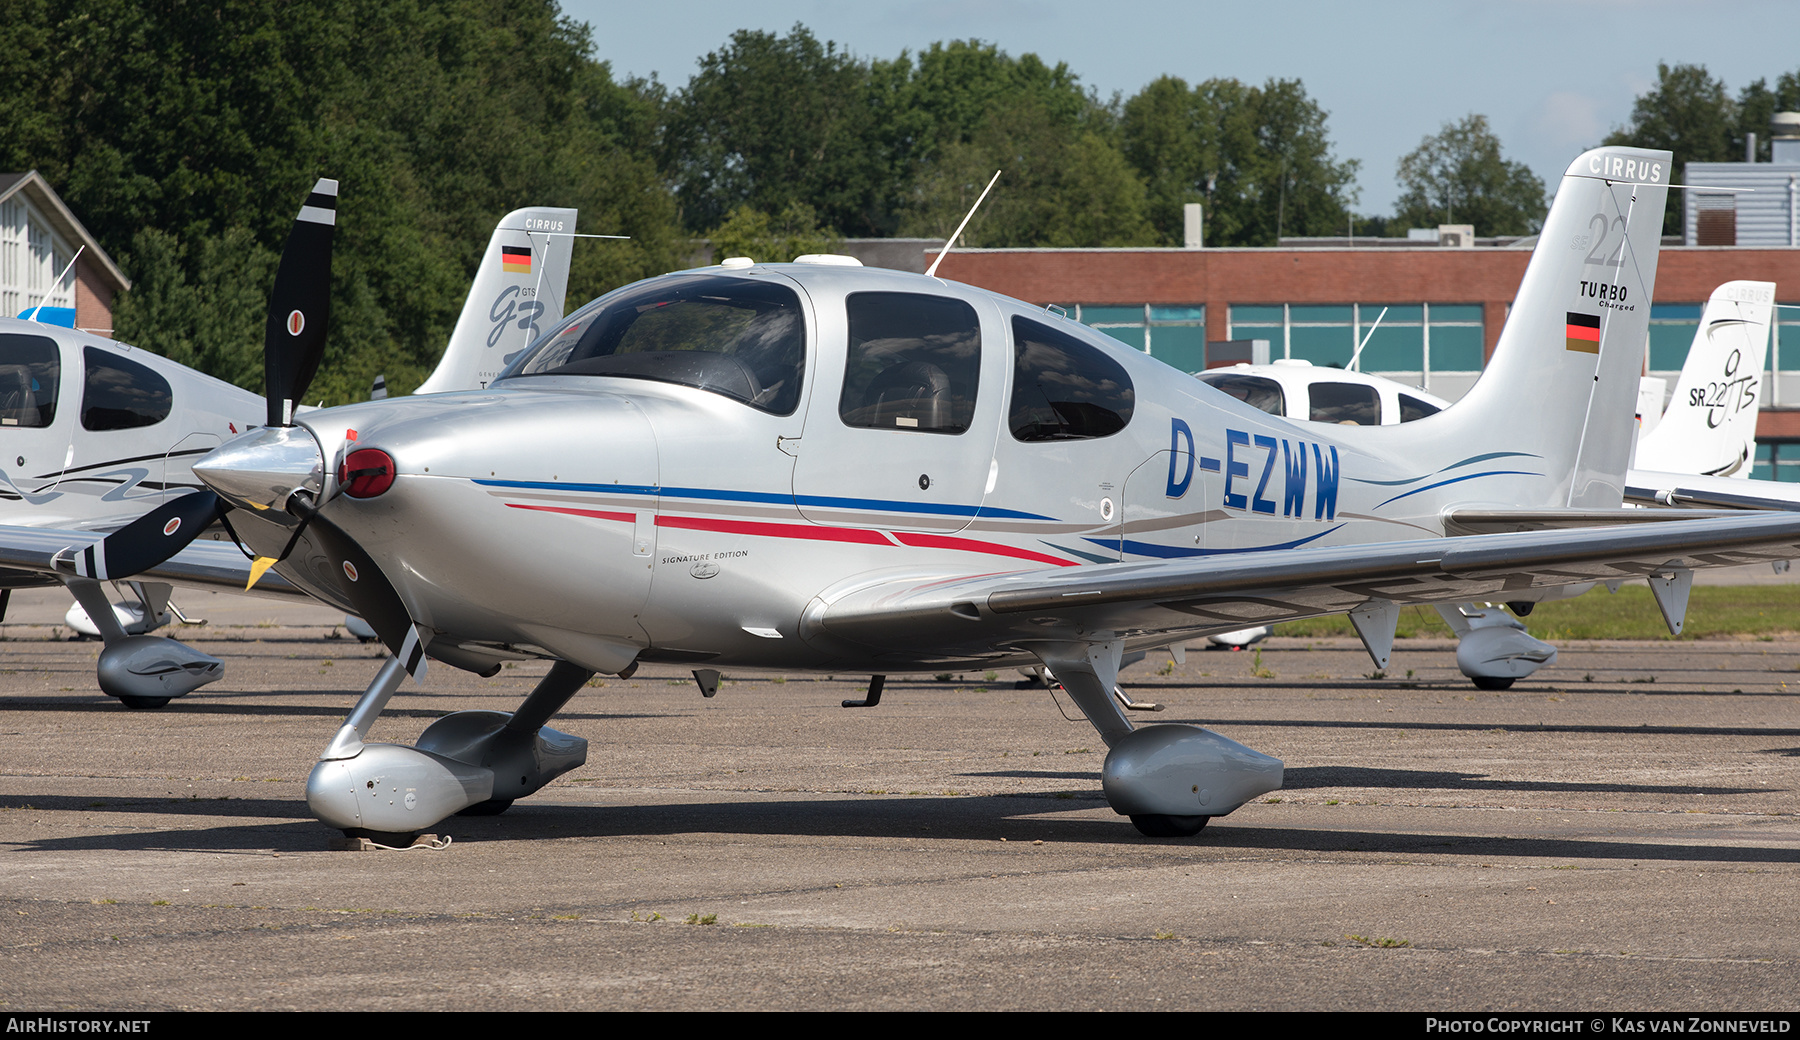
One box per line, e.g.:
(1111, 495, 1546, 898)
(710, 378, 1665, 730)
(22, 245, 84, 322)
(925, 170, 1002, 279)
(1347, 306, 1388, 372)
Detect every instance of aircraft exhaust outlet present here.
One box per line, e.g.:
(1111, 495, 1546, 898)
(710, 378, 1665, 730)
(1100, 724, 1284, 819)
(95, 635, 224, 704)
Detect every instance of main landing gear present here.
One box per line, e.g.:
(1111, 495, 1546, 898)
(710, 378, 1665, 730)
(1032, 639, 1283, 839)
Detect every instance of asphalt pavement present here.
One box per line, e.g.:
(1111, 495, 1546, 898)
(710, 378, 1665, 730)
(2, 587, 1798, 1011)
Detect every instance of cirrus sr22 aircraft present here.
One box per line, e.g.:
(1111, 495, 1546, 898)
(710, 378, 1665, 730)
(10, 145, 1800, 844)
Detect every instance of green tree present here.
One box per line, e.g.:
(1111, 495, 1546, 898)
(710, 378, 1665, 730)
(705, 202, 838, 263)
(1121, 76, 1216, 245)
(0, 0, 687, 405)
(1604, 63, 1738, 235)
(1394, 115, 1547, 236)
(1735, 70, 1800, 162)
(900, 95, 1155, 248)
(1120, 77, 1358, 246)
(662, 25, 889, 236)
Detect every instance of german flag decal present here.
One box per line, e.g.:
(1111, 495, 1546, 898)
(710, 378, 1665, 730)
(1565, 312, 1601, 354)
(501, 245, 532, 273)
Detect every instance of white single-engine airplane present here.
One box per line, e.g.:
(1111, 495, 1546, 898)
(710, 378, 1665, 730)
(0, 194, 577, 705)
(12, 145, 1800, 843)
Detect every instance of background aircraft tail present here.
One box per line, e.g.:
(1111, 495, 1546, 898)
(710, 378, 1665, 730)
(415, 206, 578, 394)
(1429, 147, 1671, 509)
(1634, 280, 1775, 478)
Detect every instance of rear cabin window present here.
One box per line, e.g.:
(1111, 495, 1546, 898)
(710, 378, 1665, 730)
(81, 347, 170, 431)
(839, 292, 981, 434)
(1309, 382, 1380, 426)
(498, 274, 806, 415)
(1009, 316, 1135, 441)
(0, 334, 60, 428)
(1399, 394, 1441, 422)
(1196, 372, 1284, 417)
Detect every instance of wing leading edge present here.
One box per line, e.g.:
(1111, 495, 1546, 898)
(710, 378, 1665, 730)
(805, 513, 1800, 660)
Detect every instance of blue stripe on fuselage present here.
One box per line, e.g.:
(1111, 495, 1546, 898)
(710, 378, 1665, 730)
(472, 478, 1058, 521)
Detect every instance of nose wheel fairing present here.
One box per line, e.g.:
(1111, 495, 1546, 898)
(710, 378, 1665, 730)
(305, 656, 597, 836)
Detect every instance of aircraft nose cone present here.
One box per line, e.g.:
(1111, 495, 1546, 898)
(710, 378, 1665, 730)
(193, 426, 325, 513)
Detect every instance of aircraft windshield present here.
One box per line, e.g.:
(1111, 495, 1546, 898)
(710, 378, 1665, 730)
(498, 274, 806, 415)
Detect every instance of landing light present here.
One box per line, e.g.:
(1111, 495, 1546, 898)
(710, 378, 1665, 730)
(338, 448, 396, 499)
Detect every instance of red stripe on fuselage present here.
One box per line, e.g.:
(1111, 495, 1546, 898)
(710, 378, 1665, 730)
(506, 503, 636, 524)
(656, 514, 895, 545)
(505, 500, 1077, 566)
(890, 531, 1078, 566)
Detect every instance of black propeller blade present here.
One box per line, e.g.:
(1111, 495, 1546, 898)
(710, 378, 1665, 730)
(264, 178, 337, 428)
(61, 177, 339, 584)
(307, 512, 428, 677)
(59, 490, 227, 581)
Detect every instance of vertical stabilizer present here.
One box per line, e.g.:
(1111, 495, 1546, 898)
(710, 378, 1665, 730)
(1435, 148, 1671, 509)
(416, 206, 577, 394)
(1635, 281, 1775, 478)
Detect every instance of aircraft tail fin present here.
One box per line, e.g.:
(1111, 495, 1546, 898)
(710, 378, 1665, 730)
(1634, 280, 1775, 478)
(1434, 147, 1672, 509)
(415, 206, 577, 394)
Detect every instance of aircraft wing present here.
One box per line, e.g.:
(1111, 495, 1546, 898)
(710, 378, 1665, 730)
(0, 524, 305, 598)
(1626, 469, 1800, 512)
(1441, 507, 1747, 535)
(806, 513, 1800, 658)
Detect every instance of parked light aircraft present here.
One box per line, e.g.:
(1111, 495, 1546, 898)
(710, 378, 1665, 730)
(0, 193, 577, 705)
(1194, 279, 1778, 685)
(14, 144, 1800, 843)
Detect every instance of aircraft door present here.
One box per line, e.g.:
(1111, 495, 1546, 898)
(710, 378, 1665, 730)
(793, 291, 1003, 533)
(69, 346, 174, 508)
(0, 331, 74, 505)
(1122, 421, 1220, 561)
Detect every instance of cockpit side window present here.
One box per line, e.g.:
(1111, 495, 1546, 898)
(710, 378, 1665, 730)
(1196, 373, 1284, 417)
(1309, 381, 1380, 426)
(1399, 394, 1441, 422)
(497, 274, 806, 415)
(0, 334, 60, 428)
(1009, 316, 1135, 441)
(81, 347, 170, 431)
(839, 292, 981, 434)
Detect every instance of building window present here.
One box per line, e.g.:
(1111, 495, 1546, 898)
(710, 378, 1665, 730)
(1647, 304, 1702, 372)
(1056, 304, 1206, 373)
(1752, 442, 1800, 483)
(1225, 303, 1484, 385)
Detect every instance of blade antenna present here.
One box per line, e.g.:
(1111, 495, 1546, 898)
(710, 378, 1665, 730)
(926, 170, 1002, 279)
(24, 246, 84, 321)
(1347, 306, 1388, 372)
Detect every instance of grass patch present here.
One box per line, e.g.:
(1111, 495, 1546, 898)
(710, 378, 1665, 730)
(1271, 587, 1800, 642)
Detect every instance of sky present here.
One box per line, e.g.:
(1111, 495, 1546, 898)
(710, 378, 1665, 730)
(562, 0, 1800, 215)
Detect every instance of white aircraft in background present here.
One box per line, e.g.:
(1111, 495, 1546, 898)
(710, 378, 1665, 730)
(0, 193, 578, 705)
(11, 144, 1800, 846)
(1194, 279, 1777, 686)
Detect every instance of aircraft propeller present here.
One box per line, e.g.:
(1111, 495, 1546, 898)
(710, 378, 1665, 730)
(54, 179, 432, 677)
